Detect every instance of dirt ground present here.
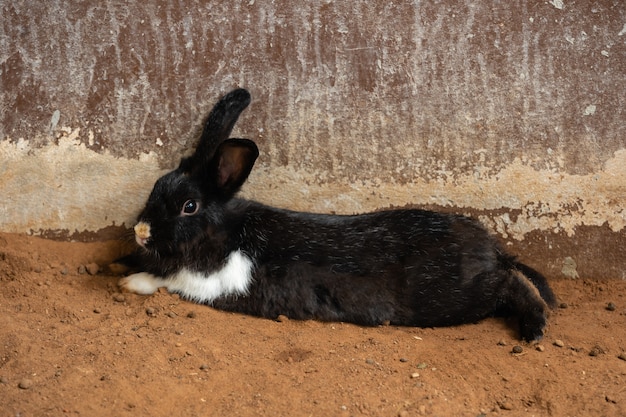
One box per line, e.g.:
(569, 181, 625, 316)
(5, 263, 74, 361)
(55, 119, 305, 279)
(1, 232, 625, 417)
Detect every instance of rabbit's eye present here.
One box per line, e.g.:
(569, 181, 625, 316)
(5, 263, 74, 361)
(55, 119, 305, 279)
(181, 199, 199, 216)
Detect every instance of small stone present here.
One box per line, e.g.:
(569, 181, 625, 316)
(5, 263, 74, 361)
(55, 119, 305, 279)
(167, 311, 177, 318)
(498, 401, 514, 410)
(86, 263, 100, 275)
(558, 302, 568, 309)
(186, 311, 196, 318)
(535, 344, 545, 352)
(606, 302, 616, 311)
(365, 358, 375, 365)
(93, 308, 101, 314)
(618, 352, 626, 361)
(199, 364, 210, 370)
(18, 379, 33, 390)
(112, 294, 125, 303)
(497, 339, 507, 346)
(554, 339, 565, 347)
(146, 307, 157, 316)
(589, 346, 605, 357)
(561, 256, 579, 279)
(399, 358, 408, 363)
(77, 265, 87, 275)
(416, 362, 428, 369)
(410, 372, 420, 378)
(60, 266, 69, 275)
(0, 376, 9, 384)
(276, 315, 289, 322)
(511, 345, 523, 354)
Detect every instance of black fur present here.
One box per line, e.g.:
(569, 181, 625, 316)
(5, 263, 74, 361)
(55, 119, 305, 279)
(120, 88, 556, 341)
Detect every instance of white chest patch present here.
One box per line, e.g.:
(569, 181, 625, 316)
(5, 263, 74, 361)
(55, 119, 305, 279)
(118, 250, 254, 304)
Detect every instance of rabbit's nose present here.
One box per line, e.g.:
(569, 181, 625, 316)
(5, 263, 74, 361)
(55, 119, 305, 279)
(134, 222, 151, 240)
(134, 222, 151, 248)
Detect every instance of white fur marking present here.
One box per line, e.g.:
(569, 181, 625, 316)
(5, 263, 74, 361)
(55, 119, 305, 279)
(118, 250, 254, 304)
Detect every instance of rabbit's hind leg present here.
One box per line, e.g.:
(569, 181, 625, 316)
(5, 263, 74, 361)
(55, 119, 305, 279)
(501, 269, 550, 342)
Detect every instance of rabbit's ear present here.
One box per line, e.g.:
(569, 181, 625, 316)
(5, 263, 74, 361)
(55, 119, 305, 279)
(188, 89, 251, 171)
(208, 138, 259, 196)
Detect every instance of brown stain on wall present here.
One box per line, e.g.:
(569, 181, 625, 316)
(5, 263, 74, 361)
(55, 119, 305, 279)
(1, 1, 624, 174)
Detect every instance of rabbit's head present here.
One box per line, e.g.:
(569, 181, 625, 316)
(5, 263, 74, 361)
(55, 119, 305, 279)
(133, 89, 258, 256)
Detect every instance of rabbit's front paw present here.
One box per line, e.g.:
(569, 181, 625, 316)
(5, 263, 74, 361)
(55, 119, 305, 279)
(119, 272, 164, 295)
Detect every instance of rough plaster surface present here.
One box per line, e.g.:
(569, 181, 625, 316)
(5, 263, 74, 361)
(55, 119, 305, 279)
(2, 1, 624, 172)
(0, 131, 166, 235)
(1, 133, 624, 243)
(247, 150, 626, 242)
(1, 0, 625, 277)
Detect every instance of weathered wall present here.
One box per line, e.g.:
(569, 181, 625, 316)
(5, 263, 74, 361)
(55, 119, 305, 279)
(1, 0, 625, 279)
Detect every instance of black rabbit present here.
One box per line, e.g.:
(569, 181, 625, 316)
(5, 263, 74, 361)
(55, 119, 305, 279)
(118, 88, 556, 341)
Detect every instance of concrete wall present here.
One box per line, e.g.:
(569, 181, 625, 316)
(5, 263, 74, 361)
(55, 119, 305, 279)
(1, 0, 625, 279)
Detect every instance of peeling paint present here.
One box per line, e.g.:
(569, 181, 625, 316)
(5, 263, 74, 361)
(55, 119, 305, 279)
(48, 110, 61, 134)
(549, 0, 564, 10)
(239, 149, 626, 241)
(583, 104, 596, 116)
